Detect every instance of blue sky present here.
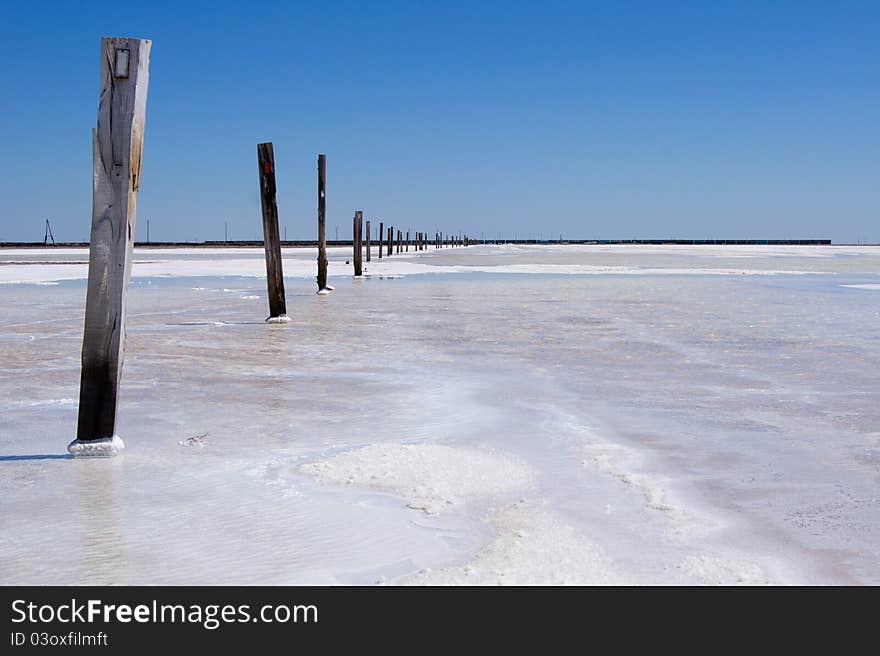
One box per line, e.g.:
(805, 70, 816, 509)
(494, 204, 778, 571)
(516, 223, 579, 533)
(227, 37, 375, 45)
(0, 1, 877, 243)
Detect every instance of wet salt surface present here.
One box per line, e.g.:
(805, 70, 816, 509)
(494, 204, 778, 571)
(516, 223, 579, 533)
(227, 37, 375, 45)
(1, 245, 879, 584)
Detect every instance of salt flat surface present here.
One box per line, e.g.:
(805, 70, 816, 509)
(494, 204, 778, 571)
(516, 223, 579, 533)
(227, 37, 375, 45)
(3, 243, 880, 285)
(1, 244, 879, 584)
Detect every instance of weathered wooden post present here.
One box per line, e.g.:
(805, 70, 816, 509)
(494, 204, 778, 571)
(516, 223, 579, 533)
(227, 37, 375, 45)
(353, 210, 363, 276)
(316, 153, 329, 294)
(378, 221, 383, 258)
(70, 37, 151, 456)
(406, 231, 409, 252)
(365, 219, 371, 262)
(257, 142, 289, 322)
(397, 229, 402, 253)
(387, 226, 393, 257)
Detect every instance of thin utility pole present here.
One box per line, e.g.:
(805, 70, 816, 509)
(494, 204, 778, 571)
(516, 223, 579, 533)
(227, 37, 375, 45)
(43, 219, 56, 245)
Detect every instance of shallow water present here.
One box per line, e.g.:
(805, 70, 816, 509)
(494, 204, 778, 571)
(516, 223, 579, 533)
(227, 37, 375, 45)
(1, 245, 879, 584)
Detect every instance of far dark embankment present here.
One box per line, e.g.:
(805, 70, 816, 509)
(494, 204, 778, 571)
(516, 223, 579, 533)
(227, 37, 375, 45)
(0, 239, 838, 249)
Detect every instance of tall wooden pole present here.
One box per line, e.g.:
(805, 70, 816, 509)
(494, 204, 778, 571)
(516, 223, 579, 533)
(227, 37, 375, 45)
(378, 221, 383, 258)
(71, 37, 151, 456)
(387, 226, 393, 257)
(406, 230, 409, 252)
(317, 153, 328, 293)
(365, 219, 371, 262)
(358, 214, 364, 271)
(353, 211, 363, 276)
(257, 142, 289, 322)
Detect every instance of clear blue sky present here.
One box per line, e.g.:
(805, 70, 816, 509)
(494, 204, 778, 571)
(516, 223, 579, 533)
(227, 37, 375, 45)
(0, 1, 877, 243)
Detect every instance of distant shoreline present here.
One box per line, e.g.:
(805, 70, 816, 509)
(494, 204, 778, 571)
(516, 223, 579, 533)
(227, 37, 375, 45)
(0, 239, 847, 249)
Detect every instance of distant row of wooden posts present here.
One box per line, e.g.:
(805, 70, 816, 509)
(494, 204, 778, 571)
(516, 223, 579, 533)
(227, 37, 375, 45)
(261, 147, 473, 319)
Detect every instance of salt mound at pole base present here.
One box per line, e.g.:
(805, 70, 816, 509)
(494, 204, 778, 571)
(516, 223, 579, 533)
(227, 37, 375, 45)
(265, 314, 292, 323)
(67, 435, 124, 457)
